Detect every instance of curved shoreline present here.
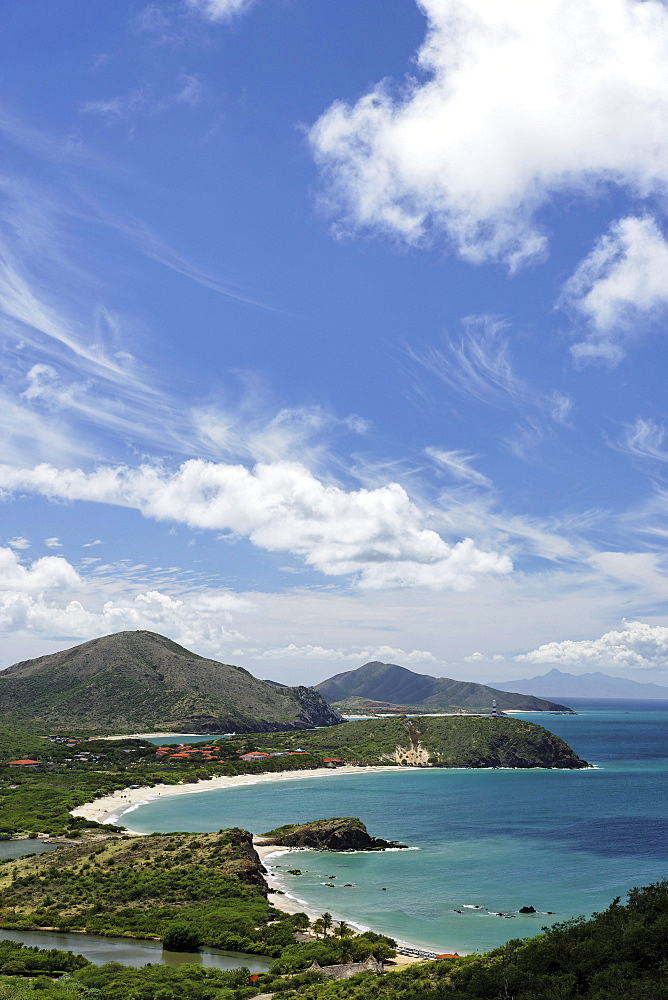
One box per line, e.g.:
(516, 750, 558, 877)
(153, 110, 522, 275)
(71, 763, 584, 957)
(70, 765, 421, 827)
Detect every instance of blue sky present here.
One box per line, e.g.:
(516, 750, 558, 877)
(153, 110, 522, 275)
(3, 0, 668, 685)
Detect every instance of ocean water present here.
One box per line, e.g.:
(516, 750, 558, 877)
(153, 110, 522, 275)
(126, 702, 668, 954)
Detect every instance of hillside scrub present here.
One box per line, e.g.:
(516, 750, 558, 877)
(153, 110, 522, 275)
(209, 716, 588, 769)
(0, 830, 295, 956)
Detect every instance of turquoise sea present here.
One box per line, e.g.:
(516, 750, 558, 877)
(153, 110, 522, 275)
(126, 701, 668, 955)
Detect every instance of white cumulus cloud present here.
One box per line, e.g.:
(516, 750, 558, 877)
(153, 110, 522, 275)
(311, 0, 668, 267)
(0, 587, 246, 654)
(0, 547, 81, 593)
(516, 619, 668, 670)
(562, 216, 668, 363)
(0, 459, 512, 590)
(7, 537, 31, 551)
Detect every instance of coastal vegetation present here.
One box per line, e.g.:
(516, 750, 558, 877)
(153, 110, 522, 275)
(0, 880, 666, 997)
(0, 711, 598, 999)
(0, 713, 586, 839)
(272, 881, 668, 999)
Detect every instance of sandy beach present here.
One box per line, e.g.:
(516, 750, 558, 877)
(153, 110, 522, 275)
(70, 764, 417, 827)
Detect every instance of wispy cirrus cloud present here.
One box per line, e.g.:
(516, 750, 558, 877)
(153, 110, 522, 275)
(80, 73, 205, 122)
(310, 0, 668, 269)
(617, 418, 668, 465)
(0, 154, 284, 466)
(425, 448, 491, 488)
(407, 316, 573, 459)
(408, 317, 526, 408)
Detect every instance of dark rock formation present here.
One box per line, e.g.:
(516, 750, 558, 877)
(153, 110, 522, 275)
(260, 817, 408, 851)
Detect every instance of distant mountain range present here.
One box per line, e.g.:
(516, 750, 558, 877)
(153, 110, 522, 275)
(0, 631, 342, 733)
(491, 668, 668, 700)
(314, 661, 572, 713)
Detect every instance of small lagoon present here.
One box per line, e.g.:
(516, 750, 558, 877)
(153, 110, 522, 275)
(0, 929, 271, 972)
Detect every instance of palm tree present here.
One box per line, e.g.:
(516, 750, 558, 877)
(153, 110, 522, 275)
(312, 918, 325, 939)
(334, 921, 355, 964)
(333, 919, 353, 941)
(321, 912, 333, 937)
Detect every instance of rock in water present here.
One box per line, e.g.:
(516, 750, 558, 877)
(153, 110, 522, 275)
(260, 817, 408, 851)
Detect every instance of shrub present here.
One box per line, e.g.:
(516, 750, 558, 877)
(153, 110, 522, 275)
(161, 923, 202, 952)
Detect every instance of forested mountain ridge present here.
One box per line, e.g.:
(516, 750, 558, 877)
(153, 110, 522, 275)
(316, 660, 572, 712)
(0, 631, 342, 733)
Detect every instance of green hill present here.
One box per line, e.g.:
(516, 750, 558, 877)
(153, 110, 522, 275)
(212, 714, 589, 768)
(0, 630, 342, 734)
(316, 660, 573, 713)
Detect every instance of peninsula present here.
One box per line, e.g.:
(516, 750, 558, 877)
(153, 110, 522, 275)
(315, 660, 574, 713)
(194, 714, 589, 769)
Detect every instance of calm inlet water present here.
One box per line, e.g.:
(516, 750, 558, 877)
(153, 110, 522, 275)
(126, 701, 668, 954)
(0, 929, 271, 973)
(0, 841, 60, 860)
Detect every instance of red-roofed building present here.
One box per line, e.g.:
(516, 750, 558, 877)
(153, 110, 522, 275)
(7, 759, 41, 766)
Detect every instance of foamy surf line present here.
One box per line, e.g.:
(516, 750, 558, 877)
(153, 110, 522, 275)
(257, 845, 443, 954)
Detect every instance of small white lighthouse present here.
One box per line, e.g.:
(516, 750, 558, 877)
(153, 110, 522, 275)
(491, 698, 498, 719)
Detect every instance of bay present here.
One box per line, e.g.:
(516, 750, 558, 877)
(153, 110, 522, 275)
(126, 701, 668, 954)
